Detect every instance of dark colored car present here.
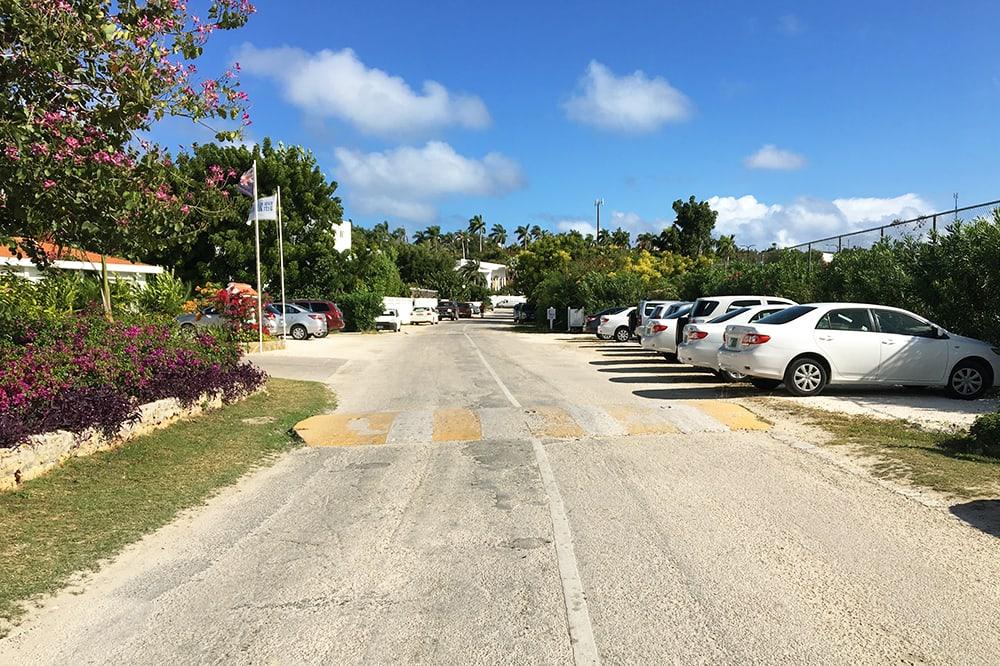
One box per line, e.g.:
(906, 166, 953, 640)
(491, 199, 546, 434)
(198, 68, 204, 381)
(291, 299, 345, 333)
(513, 302, 536, 324)
(584, 306, 627, 334)
(457, 302, 474, 318)
(437, 300, 459, 320)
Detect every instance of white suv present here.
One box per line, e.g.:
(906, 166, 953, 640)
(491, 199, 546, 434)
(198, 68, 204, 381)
(718, 303, 1000, 399)
(689, 295, 797, 325)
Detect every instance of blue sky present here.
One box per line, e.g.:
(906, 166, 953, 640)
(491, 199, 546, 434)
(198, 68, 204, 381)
(162, 0, 1000, 246)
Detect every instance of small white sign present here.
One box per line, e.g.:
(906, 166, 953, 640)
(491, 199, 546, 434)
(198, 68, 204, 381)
(546, 307, 556, 321)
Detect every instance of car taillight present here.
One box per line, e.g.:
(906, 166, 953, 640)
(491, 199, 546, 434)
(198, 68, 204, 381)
(601, 317, 609, 323)
(308, 314, 324, 321)
(651, 324, 668, 333)
(688, 330, 708, 340)
(741, 333, 771, 345)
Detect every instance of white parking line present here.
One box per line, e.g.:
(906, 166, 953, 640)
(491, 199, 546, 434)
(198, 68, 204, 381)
(464, 331, 600, 666)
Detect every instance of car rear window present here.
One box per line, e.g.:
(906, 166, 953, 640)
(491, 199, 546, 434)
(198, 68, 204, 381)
(756, 305, 816, 324)
(727, 299, 761, 311)
(666, 304, 693, 319)
(311, 302, 329, 312)
(692, 300, 718, 317)
(709, 307, 750, 324)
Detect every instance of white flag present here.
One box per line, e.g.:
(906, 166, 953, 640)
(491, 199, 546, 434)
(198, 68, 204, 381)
(247, 194, 278, 221)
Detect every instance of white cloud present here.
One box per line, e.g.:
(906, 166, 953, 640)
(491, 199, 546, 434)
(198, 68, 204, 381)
(237, 45, 490, 137)
(556, 219, 596, 236)
(564, 61, 693, 133)
(334, 141, 526, 222)
(708, 193, 933, 247)
(552, 209, 670, 239)
(744, 144, 807, 170)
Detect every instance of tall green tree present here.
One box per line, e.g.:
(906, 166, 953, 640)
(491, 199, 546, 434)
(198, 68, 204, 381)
(489, 223, 507, 246)
(468, 214, 486, 253)
(515, 225, 531, 248)
(666, 196, 717, 257)
(150, 139, 345, 298)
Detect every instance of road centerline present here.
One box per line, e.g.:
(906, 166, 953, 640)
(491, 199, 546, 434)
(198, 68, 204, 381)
(464, 330, 600, 666)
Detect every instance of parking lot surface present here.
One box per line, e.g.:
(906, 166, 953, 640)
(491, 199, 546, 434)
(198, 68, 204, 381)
(3, 313, 999, 664)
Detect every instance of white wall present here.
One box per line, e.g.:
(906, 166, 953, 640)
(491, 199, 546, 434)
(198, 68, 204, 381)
(383, 296, 415, 325)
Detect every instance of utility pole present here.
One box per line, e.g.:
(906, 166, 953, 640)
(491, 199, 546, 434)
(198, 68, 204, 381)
(594, 198, 604, 243)
(954, 192, 959, 221)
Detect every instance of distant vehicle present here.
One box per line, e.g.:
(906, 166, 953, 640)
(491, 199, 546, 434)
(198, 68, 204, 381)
(264, 302, 327, 340)
(513, 302, 537, 324)
(411, 306, 439, 325)
(688, 295, 797, 325)
(718, 303, 1000, 399)
(678, 304, 792, 380)
(375, 308, 402, 332)
(597, 306, 636, 342)
(586, 306, 628, 338)
(640, 303, 693, 360)
(493, 295, 527, 308)
(291, 299, 345, 332)
(176, 306, 223, 330)
(457, 302, 474, 318)
(437, 300, 459, 320)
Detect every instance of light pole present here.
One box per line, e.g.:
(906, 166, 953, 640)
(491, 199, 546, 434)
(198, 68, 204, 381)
(594, 198, 604, 243)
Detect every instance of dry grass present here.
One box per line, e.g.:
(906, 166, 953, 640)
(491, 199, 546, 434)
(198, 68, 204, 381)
(0, 378, 333, 630)
(764, 401, 1000, 499)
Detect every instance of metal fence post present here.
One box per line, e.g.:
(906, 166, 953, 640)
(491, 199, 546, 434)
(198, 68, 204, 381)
(932, 214, 937, 234)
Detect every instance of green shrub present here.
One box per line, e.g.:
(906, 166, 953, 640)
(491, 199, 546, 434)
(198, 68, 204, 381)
(137, 270, 190, 316)
(339, 289, 384, 331)
(949, 412, 1000, 458)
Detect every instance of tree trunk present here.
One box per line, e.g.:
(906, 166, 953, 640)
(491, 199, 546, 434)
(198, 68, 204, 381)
(100, 254, 113, 321)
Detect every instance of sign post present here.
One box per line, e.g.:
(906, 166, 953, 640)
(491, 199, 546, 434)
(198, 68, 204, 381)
(546, 306, 556, 331)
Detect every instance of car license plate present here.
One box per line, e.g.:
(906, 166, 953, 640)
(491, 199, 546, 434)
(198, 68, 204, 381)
(727, 336, 739, 349)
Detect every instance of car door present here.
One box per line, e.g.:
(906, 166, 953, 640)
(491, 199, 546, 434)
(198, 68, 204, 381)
(813, 308, 881, 381)
(871, 309, 950, 384)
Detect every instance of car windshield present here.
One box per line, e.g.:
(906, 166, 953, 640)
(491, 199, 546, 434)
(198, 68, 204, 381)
(382, 310, 394, 316)
(756, 305, 816, 324)
(665, 304, 693, 319)
(709, 307, 750, 324)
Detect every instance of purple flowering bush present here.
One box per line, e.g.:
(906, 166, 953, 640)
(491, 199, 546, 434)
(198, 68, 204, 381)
(0, 314, 266, 448)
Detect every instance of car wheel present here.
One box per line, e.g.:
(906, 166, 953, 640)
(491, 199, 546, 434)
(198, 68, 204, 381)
(784, 357, 828, 396)
(661, 352, 679, 363)
(290, 324, 308, 340)
(749, 377, 782, 390)
(614, 326, 630, 342)
(720, 369, 746, 382)
(948, 360, 990, 400)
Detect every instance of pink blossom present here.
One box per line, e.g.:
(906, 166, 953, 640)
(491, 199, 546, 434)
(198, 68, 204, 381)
(42, 179, 56, 189)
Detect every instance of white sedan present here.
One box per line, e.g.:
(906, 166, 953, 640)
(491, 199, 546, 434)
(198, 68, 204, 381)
(678, 304, 791, 380)
(411, 306, 439, 325)
(640, 303, 693, 360)
(718, 303, 1000, 399)
(597, 307, 636, 342)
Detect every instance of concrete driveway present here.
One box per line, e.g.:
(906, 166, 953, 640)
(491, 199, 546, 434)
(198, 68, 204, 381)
(3, 313, 999, 664)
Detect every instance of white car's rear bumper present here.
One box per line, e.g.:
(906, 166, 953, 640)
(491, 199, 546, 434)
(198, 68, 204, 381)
(678, 342, 720, 370)
(717, 346, 786, 380)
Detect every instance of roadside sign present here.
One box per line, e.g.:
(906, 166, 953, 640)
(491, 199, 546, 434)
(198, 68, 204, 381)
(547, 306, 556, 330)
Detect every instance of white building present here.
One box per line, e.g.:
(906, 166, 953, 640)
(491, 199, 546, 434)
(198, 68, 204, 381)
(456, 259, 508, 291)
(0, 241, 163, 285)
(333, 219, 352, 252)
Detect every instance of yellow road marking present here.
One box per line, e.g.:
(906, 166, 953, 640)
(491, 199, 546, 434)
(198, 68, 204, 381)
(691, 401, 771, 430)
(433, 408, 482, 442)
(294, 412, 396, 447)
(605, 406, 679, 436)
(526, 407, 586, 439)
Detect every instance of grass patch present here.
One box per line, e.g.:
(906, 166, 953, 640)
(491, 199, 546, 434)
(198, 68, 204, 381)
(0, 377, 333, 630)
(764, 401, 1000, 499)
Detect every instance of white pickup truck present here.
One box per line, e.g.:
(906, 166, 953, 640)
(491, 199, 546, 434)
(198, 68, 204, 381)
(375, 309, 402, 332)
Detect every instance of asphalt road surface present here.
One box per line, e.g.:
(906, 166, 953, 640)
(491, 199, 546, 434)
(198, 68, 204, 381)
(3, 313, 999, 664)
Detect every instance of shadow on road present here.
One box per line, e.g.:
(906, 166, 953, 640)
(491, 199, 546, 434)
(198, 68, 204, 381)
(950, 500, 1000, 538)
(590, 358, 675, 366)
(610, 375, 722, 385)
(633, 386, 758, 400)
(596, 366, 690, 374)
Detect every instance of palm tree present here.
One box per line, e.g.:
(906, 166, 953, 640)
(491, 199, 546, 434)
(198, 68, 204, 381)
(610, 227, 630, 247)
(716, 234, 738, 264)
(489, 223, 507, 246)
(530, 225, 542, 240)
(416, 225, 441, 246)
(515, 224, 530, 248)
(468, 214, 486, 253)
(454, 231, 468, 259)
(635, 232, 656, 251)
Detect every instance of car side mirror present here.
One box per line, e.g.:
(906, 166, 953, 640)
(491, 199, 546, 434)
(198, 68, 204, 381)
(931, 325, 947, 339)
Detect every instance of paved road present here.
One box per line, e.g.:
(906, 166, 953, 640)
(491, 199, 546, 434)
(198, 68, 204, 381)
(4, 314, 1000, 664)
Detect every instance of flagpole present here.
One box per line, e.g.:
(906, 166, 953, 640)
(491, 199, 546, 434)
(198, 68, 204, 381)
(252, 159, 263, 353)
(277, 186, 287, 337)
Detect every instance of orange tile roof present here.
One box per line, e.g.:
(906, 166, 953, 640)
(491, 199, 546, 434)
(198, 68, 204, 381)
(0, 240, 155, 267)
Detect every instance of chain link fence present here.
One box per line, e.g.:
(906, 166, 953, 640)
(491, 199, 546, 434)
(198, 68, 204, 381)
(778, 199, 1000, 257)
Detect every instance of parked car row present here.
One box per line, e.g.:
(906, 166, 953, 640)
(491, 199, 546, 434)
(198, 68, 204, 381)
(176, 300, 339, 341)
(587, 294, 999, 399)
